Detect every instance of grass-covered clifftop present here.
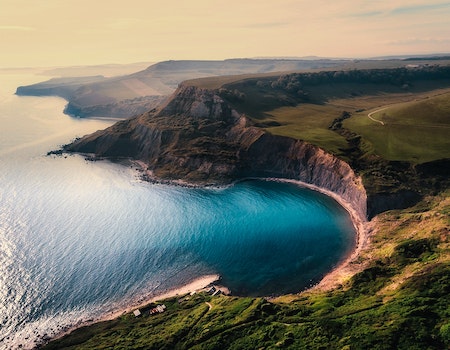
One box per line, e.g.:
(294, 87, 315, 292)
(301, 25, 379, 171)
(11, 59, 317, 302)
(208, 64, 450, 216)
(212, 65, 450, 162)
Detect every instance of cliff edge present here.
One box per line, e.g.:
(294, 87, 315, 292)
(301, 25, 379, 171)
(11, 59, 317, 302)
(65, 84, 367, 220)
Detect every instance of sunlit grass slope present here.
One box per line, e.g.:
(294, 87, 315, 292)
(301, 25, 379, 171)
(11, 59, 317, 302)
(221, 78, 450, 164)
(344, 92, 450, 163)
(258, 104, 349, 155)
(196, 66, 450, 164)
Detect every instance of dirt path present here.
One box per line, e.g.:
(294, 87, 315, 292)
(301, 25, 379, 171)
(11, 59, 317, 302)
(367, 107, 387, 125)
(205, 302, 213, 311)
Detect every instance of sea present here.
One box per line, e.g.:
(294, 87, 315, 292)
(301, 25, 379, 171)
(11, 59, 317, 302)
(0, 71, 355, 349)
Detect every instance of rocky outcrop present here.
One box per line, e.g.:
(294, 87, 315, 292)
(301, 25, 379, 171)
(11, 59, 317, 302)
(65, 84, 368, 220)
(156, 85, 239, 121)
(367, 190, 422, 219)
(234, 130, 367, 219)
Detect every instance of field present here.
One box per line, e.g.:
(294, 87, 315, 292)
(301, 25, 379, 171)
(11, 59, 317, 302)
(218, 77, 450, 164)
(259, 103, 348, 155)
(344, 92, 450, 163)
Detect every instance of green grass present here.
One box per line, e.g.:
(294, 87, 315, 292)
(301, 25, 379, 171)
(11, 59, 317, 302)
(344, 93, 450, 163)
(259, 104, 349, 154)
(262, 89, 450, 164)
(213, 71, 450, 164)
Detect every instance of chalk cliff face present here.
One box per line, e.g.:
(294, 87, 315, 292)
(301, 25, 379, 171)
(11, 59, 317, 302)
(235, 130, 367, 220)
(65, 84, 367, 220)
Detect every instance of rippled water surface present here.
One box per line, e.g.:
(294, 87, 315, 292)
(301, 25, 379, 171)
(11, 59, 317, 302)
(0, 72, 355, 349)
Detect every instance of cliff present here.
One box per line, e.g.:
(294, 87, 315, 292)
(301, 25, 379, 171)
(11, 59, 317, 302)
(235, 130, 367, 219)
(65, 84, 368, 220)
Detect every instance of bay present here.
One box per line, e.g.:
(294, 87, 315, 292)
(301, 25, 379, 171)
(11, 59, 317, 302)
(0, 71, 355, 349)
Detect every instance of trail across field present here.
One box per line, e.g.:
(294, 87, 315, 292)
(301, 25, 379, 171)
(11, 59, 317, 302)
(367, 108, 386, 125)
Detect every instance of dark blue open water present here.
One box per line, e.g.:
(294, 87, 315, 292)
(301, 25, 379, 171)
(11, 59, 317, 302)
(0, 72, 355, 349)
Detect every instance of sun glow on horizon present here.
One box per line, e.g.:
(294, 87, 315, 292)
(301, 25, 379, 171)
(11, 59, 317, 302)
(1, 0, 450, 68)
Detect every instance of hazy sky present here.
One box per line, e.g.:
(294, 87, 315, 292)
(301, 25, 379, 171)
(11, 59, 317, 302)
(1, 0, 450, 67)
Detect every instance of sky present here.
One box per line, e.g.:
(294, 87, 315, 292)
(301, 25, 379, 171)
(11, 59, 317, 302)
(1, 0, 450, 68)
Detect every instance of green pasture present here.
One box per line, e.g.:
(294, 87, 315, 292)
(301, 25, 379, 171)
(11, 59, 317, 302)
(260, 104, 349, 155)
(345, 93, 450, 163)
(212, 70, 450, 164)
(231, 81, 450, 164)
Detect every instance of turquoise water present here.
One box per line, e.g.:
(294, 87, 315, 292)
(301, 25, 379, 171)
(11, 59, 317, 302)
(0, 72, 355, 349)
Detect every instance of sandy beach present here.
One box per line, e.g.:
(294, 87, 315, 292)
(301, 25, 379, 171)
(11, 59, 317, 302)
(48, 274, 220, 345)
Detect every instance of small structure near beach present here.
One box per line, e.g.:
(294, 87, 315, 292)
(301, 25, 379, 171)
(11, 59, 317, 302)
(149, 304, 166, 315)
(133, 309, 142, 317)
(206, 285, 230, 296)
(212, 289, 222, 296)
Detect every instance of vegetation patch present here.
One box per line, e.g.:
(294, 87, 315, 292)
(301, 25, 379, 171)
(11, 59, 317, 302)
(344, 92, 450, 163)
(391, 238, 439, 266)
(218, 67, 450, 164)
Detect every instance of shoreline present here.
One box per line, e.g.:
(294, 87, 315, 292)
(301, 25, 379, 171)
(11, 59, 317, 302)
(131, 159, 369, 290)
(44, 159, 369, 347)
(100, 274, 222, 321)
(46, 274, 221, 345)
(268, 178, 370, 292)
(132, 160, 369, 290)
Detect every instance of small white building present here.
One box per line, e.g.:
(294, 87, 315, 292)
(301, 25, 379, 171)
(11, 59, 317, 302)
(133, 309, 142, 317)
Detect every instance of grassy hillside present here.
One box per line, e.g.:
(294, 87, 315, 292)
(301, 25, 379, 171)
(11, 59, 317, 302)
(345, 92, 450, 163)
(42, 192, 450, 349)
(210, 66, 450, 204)
(216, 71, 450, 164)
(256, 89, 450, 163)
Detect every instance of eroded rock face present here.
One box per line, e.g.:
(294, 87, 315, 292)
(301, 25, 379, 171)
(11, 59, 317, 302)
(156, 85, 239, 121)
(233, 129, 367, 220)
(65, 84, 367, 219)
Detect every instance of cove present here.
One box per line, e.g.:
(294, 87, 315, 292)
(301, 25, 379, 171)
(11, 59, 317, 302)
(178, 178, 356, 296)
(0, 72, 355, 348)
